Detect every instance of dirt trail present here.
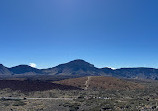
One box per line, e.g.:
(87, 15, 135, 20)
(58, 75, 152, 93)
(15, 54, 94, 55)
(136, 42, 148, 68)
(84, 76, 91, 90)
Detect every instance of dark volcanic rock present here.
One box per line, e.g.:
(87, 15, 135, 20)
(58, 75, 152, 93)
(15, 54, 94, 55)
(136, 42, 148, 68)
(0, 80, 81, 92)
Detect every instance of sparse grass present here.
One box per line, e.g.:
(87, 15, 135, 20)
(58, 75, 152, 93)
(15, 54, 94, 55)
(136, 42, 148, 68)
(0, 78, 158, 110)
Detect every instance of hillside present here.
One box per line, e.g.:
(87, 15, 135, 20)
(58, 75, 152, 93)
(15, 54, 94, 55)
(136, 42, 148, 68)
(9, 65, 43, 75)
(0, 64, 12, 75)
(113, 68, 158, 79)
(42, 59, 106, 76)
(54, 76, 144, 90)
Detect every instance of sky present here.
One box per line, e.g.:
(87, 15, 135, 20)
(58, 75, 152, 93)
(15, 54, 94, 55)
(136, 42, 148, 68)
(0, 0, 158, 69)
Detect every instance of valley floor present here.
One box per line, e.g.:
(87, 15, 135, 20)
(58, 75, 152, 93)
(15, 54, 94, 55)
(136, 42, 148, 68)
(0, 77, 158, 111)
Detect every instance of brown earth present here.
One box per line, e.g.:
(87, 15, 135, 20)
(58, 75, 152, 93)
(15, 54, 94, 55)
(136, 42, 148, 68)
(54, 76, 144, 90)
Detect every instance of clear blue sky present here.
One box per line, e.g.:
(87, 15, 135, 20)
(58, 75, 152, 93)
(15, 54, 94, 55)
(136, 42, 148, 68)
(0, 0, 158, 69)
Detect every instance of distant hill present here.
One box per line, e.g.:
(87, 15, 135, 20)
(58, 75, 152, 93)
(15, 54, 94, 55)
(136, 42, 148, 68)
(103, 68, 158, 80)
(0, 64, 12, 75)
(1, 59, 158, 80)
(54, 76, 144, 90)
(9, 65, 43, 75)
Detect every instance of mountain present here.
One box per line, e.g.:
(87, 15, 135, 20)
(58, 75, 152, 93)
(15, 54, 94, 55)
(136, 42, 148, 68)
(113, 68, 158, 79)
(42, 59, 106, 76)
(99, 67, 158, 80)
(1, 59, 158, 80)
(54, 76, 144, 90)
(0, 64, 12, 75)
(9, 65, 43, 75)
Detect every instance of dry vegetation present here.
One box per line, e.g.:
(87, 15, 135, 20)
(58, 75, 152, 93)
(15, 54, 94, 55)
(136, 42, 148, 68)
(54, 76, 144, 90)
(0, 76, 158, 111)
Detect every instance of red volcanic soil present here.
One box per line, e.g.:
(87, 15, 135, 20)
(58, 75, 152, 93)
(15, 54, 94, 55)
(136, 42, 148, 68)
(54, 76, 144, 90)
(0, 80, 81, 92)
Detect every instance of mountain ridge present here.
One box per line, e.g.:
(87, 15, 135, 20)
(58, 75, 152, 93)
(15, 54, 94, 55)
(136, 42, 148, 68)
(0, 64, 12, 75)
(42, 59, 104, 76)
(1, 59, 158, 80)
(9, 65, 42, 75)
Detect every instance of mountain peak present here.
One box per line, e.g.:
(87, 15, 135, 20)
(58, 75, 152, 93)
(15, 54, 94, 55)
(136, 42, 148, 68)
(42, 59, 99, 76)
(73, 59, 85, 61)
(14, 64, 30, 67)
(0, 64, 12, 75)
(69, 59, 87, 63)
(9, 65, 41, 74)
(0, 64, 4, 67)
(67, 59, 94, 67)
